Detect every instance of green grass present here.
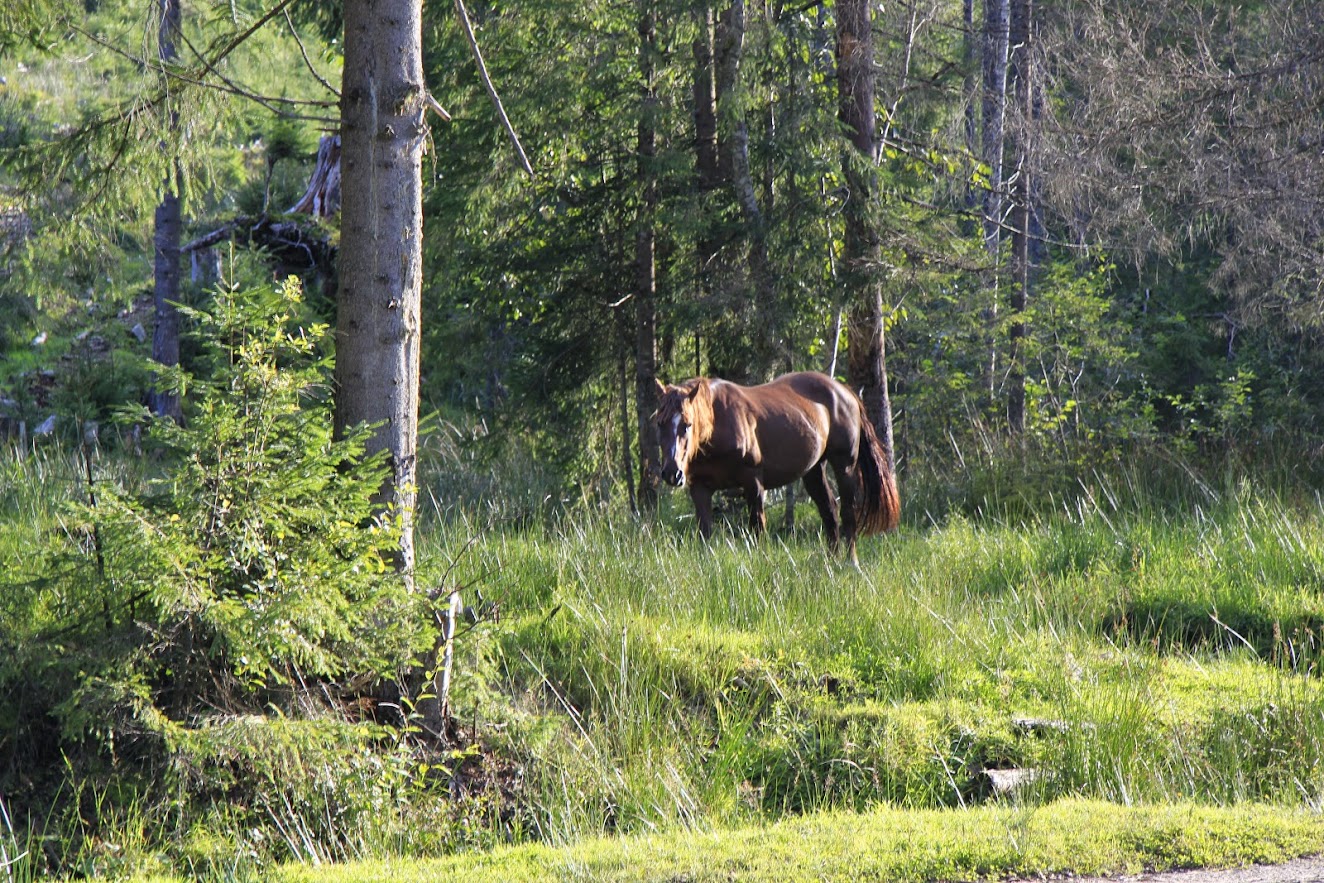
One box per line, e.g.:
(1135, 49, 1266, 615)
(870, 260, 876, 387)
(265, 800, 1324, 882)
(9, 444, 1324, 878)
(419, 475, 1324, 845)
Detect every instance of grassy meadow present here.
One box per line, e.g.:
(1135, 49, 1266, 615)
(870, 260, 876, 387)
(428, 459, 1324, 831)
(5, 439, 1324, 879)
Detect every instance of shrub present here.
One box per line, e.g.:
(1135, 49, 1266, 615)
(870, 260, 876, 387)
(0, 277, 433, 875)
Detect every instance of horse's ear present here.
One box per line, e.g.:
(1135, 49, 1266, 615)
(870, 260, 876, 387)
(654, 377, 667, 398)
(687, 378, 709, 401)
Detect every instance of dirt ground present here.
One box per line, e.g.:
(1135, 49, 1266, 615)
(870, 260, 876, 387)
(1072, 856, 1324, 883)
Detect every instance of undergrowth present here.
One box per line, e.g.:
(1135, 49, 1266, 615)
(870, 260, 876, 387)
(6, 419, 1324, 877)
(414, 440, 1324, 846)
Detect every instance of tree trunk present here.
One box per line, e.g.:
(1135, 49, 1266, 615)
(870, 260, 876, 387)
(715, 0, 754, 217)
(634, 0, 661, 511)
(693, 3, 720, 196)
(692, 1, 720, 375)
(716, 0, 777, 378)
(149, 0, 182, 423)
(836, 0, 895, 470)
(1007, 0, 1033, 434)
(963, 0, 978, 212)
(335, 0, 425, 585)
(982, 0, 1010, 405)
(618, 341, 637, 513)
(729, 0, 777, 376)
(288, 134, 342, 217)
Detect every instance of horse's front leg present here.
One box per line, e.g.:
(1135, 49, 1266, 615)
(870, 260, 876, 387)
(690, 485, 716, 539)
(744, 477, 766, 536)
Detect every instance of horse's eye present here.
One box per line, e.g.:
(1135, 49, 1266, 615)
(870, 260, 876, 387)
(679, 424, 689, 435)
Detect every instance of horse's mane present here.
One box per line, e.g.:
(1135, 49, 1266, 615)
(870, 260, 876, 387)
(659, 378, 715, 449)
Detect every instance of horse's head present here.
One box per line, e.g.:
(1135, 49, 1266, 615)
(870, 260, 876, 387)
(653, 377, 713, 488)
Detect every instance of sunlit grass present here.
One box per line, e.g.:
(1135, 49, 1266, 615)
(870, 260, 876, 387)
(416, 461, 1324, 846)
(272, 800, 1324, 883)
(8, 438, 1324, 878)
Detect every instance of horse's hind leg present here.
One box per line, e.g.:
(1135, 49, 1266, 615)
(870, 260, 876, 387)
(829, 458, 861, 566)
(802, 461, 840, 549)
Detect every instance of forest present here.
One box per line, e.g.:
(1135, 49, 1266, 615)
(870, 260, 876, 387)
(3, 0, 1324, 880)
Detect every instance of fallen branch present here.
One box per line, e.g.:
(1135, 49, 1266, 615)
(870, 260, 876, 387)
(181, 215, 334, 275)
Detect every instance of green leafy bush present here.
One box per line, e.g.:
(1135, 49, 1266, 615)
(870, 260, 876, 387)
(70, 277, 425, 723)
(1, 278, 435, 875)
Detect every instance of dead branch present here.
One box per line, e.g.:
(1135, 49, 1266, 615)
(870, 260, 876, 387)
(454, 0, 534, 177)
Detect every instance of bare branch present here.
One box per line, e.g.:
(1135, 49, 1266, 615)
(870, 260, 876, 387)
(454, 0, 534, 177)
(283, 7, 339, 99)
(425, 92, 452, 122)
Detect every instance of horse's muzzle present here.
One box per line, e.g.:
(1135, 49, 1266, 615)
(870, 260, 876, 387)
(662, 466, 685, 487)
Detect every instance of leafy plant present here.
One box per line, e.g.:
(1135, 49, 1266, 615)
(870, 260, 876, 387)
(0, 277, 436, 874)
(74, 277, 425, 719)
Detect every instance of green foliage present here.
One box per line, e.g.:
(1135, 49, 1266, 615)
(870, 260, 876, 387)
(162, 713, 474, 872)
(87, 277, 422, 701)
(0, 0, 340, 223)
(0, 0, 78, 56)
(0, 0, 345, 443)
(0, 279, 435, 877)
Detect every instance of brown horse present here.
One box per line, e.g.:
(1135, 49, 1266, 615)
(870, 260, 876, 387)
(653, 371, 900, 563)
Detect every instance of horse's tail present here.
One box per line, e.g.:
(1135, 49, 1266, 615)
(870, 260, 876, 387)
(854, 409, 900, 536)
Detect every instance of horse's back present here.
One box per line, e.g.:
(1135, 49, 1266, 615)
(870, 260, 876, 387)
(768, 371, 851, 406)
(728, 372, 861, 472)
(767, 372, 862, 442)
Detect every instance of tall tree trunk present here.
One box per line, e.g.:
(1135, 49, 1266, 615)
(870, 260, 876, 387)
(694, 3, 720, 196)
(982, 0, 1010, 405)
(714, 0, 754, 214)
(1007, 0, 1034, 433)
(962, 0, 978, 212)
(149, 0, 182, 423)
(725, 0, 773, 375)
(634, 0, 661, 511)
(618, 339, 637, 513)
(336, 0, 429, 733)
(692, 1, 720, 376)
(836, 0, 895, 470)
(717, 0, 777, 378)
(335, 0, 425, 584)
